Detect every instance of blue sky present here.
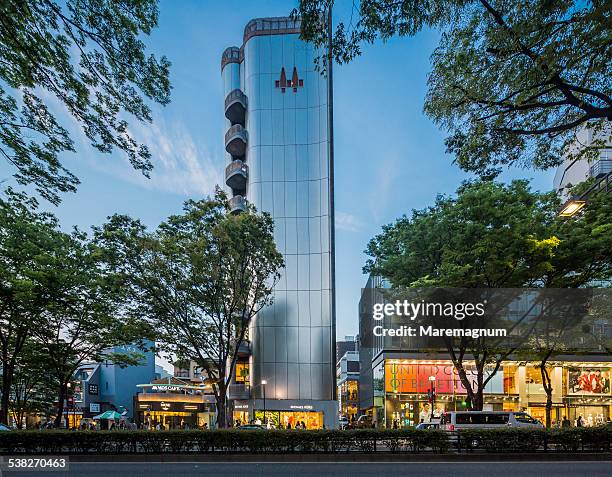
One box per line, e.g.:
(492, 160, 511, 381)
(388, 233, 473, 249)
(13, 0, 555, 339)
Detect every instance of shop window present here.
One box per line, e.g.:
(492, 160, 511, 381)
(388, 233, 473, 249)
(235, 362, 250, 383)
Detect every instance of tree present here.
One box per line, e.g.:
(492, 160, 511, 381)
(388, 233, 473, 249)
(0, 188, 59, 425)
(8, 341, 57, 429)
(364, 179, 610, 410)
(94, 190, 284, 428)
(0, 0, 171, 204)
(297, 0, 611, 177)
(32, 226, 150, 427)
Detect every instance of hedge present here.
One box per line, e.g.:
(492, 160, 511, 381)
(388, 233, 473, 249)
(0, 428, 609, 455)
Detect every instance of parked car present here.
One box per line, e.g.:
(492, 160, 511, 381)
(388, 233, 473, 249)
(439, 411, 543, 431)
(0, 424, 11, 431)
(353, 414, 373, 429)
(415, 422, 439, 430)
(338, 416, 349, 429)
(237, 424, 265, 430)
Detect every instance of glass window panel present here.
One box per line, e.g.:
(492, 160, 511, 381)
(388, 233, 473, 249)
(273, 216, 286, 255)
(309, 180, 321, 216)
(296, 182, 309, 217)
(298, 334, 311, 366)
(309, 253, 321, 290)
(263, 326, 276, 362)
(284, 108, 296, 145)
(285, 254, 298, 290)
(287, 332, 299, 364)
(248, 145, 260, 183)
(295, 109, 307, 144)
(285, 217, 297, 254)
(273, 181, 285, 218)
(274, 291, 287, 327)
(258, 37, 271, 74)
(321, 252, 330, 290)
(260, 109, 272, 145)
(260, 145, 272, 181)
(309, 216, 321, 254)
(319, 142, 328, 179)
(285, 146, 296, 182)
(307, 107, 319, 144)
(308, 143, 320, 180)
(287, 362, 299, 398)
(319, 105, 328, 142)
(272, 109, 283, 145)
(270, 35, 283, 75)
(296, 145, 309, 181)
(298, 290, 310, 326)
(259, 73, 273, 111)
(297, 218, 309, 254)
(299, 363, 311, 397)
(310, 329, 323, 363)
(309, 291, 322, 327)
(320, 215, 329, 253)
(298, 250, 310, 288)
(275, 362, 288, 399)
(285, 182, 297, 218)
(320, 177, 329, 216)
(272, 145, 285, 181)
(286, 291, 298, 326)
(261, 182, 273, 214)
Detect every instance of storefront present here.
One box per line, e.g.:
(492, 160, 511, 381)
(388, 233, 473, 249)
(374, 359, 612, 428)
(338, 379, 359, 422)
(253, 410, 324, 429)
(134, 379, 216, 429)
(232, 399, 337, 429)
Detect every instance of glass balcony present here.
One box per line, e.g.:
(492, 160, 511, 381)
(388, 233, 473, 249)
(225, 89, 247, 125)
(225, 160, 248, 191)
(221, 46, 242, 70)
(228, 383, 251, 400)
(590, 159, 612, 178)
(229, 195, 247, 214)
(225, 124, 248, 157)
(237, 340, 252, 357)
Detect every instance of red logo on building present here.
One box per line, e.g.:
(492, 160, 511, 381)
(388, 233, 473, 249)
(275, 67, 303, 93)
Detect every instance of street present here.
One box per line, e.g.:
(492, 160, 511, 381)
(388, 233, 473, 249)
(4, 461, 611, 477)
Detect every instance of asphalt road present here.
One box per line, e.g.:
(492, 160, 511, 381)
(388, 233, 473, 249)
(3, 462, 611, 477)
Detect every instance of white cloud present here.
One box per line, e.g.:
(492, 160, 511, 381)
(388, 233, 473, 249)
(84, 116, 222, 197)
(335, 211, 364, 232)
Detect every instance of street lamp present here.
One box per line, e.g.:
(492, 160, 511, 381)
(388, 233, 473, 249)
(428, 376, 436, 422)
(66, 383, 72, 430)
(559, 198, 586, 217)
(261, 380, 267, 428)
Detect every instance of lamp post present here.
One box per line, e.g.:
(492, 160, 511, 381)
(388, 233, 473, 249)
(261, 380, 267, 428)
(428, 376, 436, 422)
(66, 382, 72, 430)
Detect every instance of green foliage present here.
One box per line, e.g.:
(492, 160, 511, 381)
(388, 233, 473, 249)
(0, 0, 171, 204)
(93, 189, 284, 427)
(0, 427, 609, 454)
(0, 188, 150, 425)
(364, 180, 561, 288)
(297, 0, 611, 176)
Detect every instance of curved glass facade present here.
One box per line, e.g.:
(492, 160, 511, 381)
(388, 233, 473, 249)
(221, 18, 334, 409)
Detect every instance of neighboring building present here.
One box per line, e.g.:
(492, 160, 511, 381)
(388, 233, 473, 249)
(336, 336, 360, 423)
(133, 376, 216, 429)
(71, 342, 156, 426)
(336, 335, 358, 364)
(358, 275, 612, 428)
(553, 126, 611, 200)
(221, 16, 336, 429)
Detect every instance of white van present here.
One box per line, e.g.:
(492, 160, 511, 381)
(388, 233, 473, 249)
(439, 411, 543, 431)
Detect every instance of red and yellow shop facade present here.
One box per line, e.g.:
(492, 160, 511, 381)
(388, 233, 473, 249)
(375, 358, 611, 428)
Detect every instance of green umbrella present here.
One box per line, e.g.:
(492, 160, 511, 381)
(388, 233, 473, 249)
(93, 411, 123, 420)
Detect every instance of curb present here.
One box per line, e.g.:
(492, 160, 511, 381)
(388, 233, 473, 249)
(64, 453, 612, 463)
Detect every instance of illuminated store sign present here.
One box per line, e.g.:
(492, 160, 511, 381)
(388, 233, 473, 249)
(289, 405, 314, 410)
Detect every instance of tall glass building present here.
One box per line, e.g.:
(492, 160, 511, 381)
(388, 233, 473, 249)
(221, 17, 337, 429)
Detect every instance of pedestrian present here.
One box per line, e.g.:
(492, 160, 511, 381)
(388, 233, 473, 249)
(577, 415, 584, 427)
(301, 420, 306, 429)
(287, 423, 292, 430)
(562, 417, 571, 428)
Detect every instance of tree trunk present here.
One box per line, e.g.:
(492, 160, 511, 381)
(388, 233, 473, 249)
(540, 364, 553, 428)
(54, 384, 66, 428)
(216, 390, 227, 429)
(0, 365, 13, 425)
